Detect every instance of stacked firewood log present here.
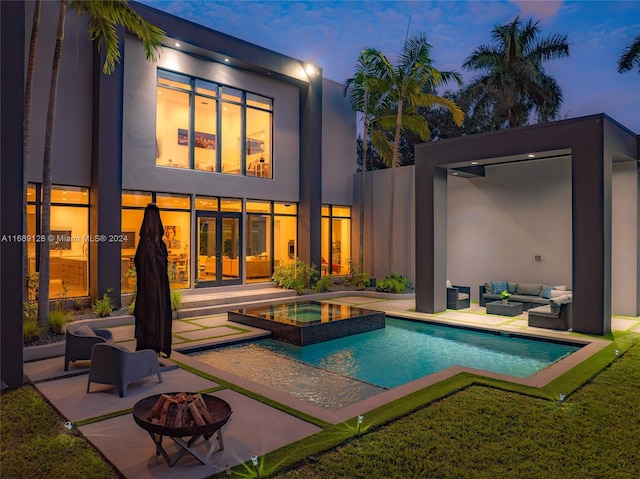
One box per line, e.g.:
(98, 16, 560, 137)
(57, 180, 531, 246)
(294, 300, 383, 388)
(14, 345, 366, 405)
(147, 393, 216, 428)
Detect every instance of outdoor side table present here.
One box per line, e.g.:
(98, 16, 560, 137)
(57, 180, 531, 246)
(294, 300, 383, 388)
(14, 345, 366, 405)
(486, 300, 523, 317)
(132, 392, 232, 467)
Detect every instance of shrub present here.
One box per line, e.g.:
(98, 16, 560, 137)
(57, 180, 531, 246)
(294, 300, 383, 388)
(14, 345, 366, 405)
(48, 309, 72, 335)
(314, 276, 332, 293)
(375, 272, 409, 294)
(272, 259, 320, 294)
(128, 296, 136, 314)
(170, 290, 182, 311)
(343, 260, 370, 290)
(92, 289, 114, 318)
(23, 318, 42, 344)
(22, 301, 38, 323)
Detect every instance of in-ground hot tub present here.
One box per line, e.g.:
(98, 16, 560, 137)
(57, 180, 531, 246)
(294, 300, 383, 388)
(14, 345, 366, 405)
(228, 301, 385, 345)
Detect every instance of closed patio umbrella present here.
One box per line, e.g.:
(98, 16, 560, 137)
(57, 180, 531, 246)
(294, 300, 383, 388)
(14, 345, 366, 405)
(134, 203, 172, 357)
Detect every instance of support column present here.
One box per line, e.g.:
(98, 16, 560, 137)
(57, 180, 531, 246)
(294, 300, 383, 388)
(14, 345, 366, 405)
(297, 75, 322, 269)
(90, 43, 124, 306)
(1, 0, 25, 389)
(415, 162, 447, 313)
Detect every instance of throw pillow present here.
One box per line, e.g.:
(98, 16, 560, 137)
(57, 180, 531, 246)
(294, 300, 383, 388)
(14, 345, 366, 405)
(73, 324, 97, 337)
(446, 280, 453, 288)
(491, 281, 508, 294)
(554, 285, 568, 291)
(484, 282, 492, 294)
(540, 285, 553, 299)
(517, 283, 543, 296)
(550, 289, 571, 299)
(508, 282, 519, 293)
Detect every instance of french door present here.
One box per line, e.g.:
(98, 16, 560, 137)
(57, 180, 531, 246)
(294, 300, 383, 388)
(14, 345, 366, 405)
(196, 212, 242, 287)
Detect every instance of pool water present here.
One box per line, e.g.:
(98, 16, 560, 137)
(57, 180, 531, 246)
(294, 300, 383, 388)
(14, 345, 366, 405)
(245, 301, 365, 324)
(190, 317, 581, 409)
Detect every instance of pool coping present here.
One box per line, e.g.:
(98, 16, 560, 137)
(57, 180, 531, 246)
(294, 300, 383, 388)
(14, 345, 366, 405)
(177, 313, 610, 425)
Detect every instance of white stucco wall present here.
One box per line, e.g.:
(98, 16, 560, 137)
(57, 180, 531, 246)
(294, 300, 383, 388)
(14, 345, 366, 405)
(612, 161, 639, 316)
(447, 158, 573, 300)
(122, 36, 300, 202)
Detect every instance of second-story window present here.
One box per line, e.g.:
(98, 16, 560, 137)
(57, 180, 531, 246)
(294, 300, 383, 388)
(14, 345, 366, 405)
(155, 69, 273, 178)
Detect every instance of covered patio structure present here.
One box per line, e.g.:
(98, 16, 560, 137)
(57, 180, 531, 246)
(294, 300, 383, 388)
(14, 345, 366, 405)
(415, 114, 639, 335)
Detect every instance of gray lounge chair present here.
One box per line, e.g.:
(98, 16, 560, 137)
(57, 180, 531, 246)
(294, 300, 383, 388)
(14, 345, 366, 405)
(87, 343, 162, 398)
(447, 282, 471, 310)
(64, 323, 114, 371)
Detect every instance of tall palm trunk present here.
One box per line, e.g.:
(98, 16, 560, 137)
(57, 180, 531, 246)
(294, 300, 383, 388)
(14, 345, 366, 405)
(359, 90, 369, 273)
(23, 0, 41, 300)
(37, 1, 66, 325)
(388, 98, 404, 275)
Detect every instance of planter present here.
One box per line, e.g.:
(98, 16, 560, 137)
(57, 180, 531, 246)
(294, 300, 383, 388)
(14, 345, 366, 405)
(501, 299, 509, 305)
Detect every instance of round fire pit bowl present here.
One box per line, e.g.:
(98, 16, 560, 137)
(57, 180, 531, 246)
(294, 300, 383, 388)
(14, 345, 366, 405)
(132, 392, 233, 467)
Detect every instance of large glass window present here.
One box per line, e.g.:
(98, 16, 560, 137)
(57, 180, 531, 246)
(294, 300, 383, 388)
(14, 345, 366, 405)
(246, 200, 272, 283)
(156, 69, 273, 178)
(27, 184, 89, 298)
(274, 202, 297, 269)
(122, 191, 192, 291)
(321, 205, 351, 275)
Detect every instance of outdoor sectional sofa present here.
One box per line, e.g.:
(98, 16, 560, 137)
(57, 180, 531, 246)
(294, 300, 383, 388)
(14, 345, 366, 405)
(479, 281, 572, 311)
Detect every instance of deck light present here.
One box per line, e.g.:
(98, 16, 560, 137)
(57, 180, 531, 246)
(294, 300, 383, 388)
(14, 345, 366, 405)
(558, 393, 565, 404)
(357, 415, 364, 434)
(615, 349, 619, 357)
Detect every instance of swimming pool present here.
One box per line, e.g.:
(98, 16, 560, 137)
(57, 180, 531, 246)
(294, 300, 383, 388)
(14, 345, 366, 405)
(189, 317, 582, 410)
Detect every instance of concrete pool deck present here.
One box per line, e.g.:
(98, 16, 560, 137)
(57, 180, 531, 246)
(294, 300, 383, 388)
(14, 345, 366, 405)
(23, 291, 639, 478)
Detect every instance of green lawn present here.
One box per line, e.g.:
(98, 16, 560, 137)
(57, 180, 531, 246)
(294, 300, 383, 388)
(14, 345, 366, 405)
(270, 341, 640, 479)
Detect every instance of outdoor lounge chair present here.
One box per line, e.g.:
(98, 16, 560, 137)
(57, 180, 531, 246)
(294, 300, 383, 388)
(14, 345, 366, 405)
(64, 323, 114, 371)
(87, 343, 162, 398)
(446, 281, 471, 310)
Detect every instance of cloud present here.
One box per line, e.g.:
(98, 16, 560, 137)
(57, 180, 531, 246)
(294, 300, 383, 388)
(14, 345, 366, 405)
(510, 0, 563, 19)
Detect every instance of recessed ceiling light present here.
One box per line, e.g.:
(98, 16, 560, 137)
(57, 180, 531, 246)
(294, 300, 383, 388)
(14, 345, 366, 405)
(224, 58, 229, 62)
(452, 172, 459, 176)
(175, 42, 180, 47)
(527, 154, 536, 158)
(471, 161, 478, 165)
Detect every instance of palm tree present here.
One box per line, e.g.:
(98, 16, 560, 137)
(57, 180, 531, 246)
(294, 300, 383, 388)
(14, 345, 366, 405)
(361, 34, 464, 275)
(23, 0, 42, 301)
(617, 34, 640, 74)
(37, 0, 164, 326)
(462, 16, 569, 128)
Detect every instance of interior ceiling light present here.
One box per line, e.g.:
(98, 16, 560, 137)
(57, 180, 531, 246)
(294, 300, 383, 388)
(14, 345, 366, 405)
(452, 172, 459, 176)
(471, 161, 478, 165)
(527, 154, 536, 158)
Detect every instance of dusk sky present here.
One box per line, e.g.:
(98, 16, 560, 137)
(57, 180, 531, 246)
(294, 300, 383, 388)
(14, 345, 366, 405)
(141, 0, 640, 132)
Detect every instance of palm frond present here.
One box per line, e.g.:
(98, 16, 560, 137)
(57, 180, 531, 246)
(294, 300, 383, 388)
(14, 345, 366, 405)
(70, 0, 164, 74)
(617, 34, 640, 73)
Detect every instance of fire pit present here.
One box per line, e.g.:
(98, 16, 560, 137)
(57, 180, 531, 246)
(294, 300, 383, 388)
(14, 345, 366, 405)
(133, 392, 232, 467)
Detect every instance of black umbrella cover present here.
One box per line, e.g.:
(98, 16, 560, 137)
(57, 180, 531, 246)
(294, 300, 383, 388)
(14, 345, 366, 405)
(134, 203, 172, 356)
